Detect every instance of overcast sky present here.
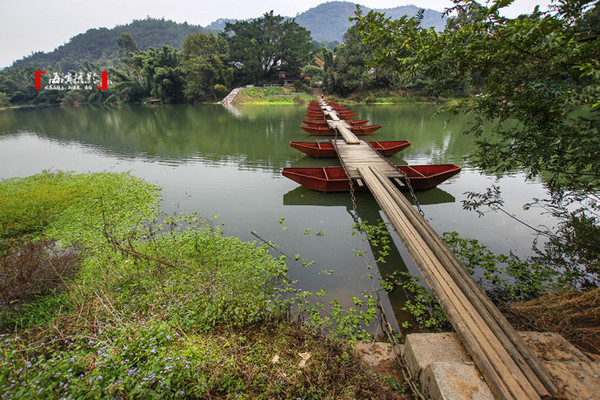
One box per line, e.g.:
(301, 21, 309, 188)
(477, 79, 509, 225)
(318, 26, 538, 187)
(0, 0, 551, 69)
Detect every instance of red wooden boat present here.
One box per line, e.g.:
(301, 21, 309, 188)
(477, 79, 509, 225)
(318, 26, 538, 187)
(302, 119, 369, 127)
(309, 101, 343, 107)
(300, 125, 382, 135)
(307, 108, 353, 114)
(282, 165, 461, 192)
(311, 101, 342, 108)
(305, 112, 358, 119)
(290, 140, 411, 157)
(310, 101, 342, 107)
(307, 106, 347, 112)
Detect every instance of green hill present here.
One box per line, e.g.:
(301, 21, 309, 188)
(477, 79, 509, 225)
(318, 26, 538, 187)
(13, 18, 210, 71)
(10, 2, 444, 71)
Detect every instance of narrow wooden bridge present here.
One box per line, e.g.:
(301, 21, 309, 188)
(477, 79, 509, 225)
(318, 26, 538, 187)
(315, 100, 558, 400)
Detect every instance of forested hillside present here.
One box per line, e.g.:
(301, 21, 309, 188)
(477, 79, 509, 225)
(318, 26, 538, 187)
(13, 18, 209, 71)
(8, 2, 444, 71)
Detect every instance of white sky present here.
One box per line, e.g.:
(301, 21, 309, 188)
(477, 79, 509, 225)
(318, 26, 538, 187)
(0, 0, 551, 68)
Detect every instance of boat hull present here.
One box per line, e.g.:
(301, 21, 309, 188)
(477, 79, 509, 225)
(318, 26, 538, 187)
(300, 125, 382, 135)
(305, 112, 358, 119)
(302, 119, 369, 127)
(281, 165, 461, 192)
(290, 140, 411, 157)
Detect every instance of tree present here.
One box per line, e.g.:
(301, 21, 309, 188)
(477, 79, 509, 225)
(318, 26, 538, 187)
(0, 92, 11, 107)
(356, 0, 600, 286)
(0, 66, 39, 104)
(106, 67, 149, 104)
(353, 7, 472, 97)
(108, 46, 184, 104)
(136, 46, 185, 103)
(223, 11, 312, 84)
(117, 33, 139, 57)
(324, 24, 372, 95)
(182, 33, 232, 101)
(301, 64, 324, 84)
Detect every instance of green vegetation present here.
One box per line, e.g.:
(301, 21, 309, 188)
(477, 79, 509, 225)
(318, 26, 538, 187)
(323, 24, 372, 96)
(380, 230, 600, 354)
(0, 93, 10, 107)
(224, 12, 313, 85)
(234, 86, 314, 104)
(0, 12, 316, 105)
(355, 0, 600, 288)
(0, 172, 160, 247)
(0, 4, 448, 106)
(182, 33, 232, 101)
(0, 173, 403, 398)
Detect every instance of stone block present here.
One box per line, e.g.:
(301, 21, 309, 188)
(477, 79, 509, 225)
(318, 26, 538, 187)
(545, 360, 600, 399)
(421, 362, 494, 400)
(518, 331, 588, 362)
(403, 333, 472, 379)
(354, 342, 395, 367)
(403, 332, 600, 400)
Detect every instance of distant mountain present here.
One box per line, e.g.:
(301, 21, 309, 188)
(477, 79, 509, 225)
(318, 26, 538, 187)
(13, 18, 209, 71)
(11, 2, 445, 71)
(294, 2, 446, 43)
(206, 18, 238, 32)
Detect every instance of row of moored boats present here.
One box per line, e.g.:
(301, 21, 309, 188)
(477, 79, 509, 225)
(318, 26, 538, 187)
(281, 101, 461, 192)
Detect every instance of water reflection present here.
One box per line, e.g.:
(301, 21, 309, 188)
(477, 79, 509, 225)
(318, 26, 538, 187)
(1, 103, 478, 172)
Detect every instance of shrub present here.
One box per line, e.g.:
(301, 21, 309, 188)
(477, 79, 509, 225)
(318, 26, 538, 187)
(0, 239, 79, 312)
(213, 84, 229, 99)
(60, 91, 85, 107)
(0, 92, 10, 107)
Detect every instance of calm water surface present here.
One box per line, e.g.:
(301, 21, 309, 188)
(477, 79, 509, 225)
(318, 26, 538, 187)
(0, 104, 558, 327)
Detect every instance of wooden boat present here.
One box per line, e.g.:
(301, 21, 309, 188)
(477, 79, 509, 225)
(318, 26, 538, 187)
(310, 101, 342, 107)
(290, 140, 411, 157)
(305, 111, 358, 119)
(302, 119, 369, 127)
(306, 109, 355, 115)
(300, 125, 382, 135)
(282, 165, 461, 192)
(307, 106, 347, 112)
(309, 101, 343, 108)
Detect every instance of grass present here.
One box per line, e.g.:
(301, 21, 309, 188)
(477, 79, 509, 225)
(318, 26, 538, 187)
(0, 171, 160, 246)
(0, 172, 407, 399)
(505, 288, 600, 355)
(234, 86, 315, 104)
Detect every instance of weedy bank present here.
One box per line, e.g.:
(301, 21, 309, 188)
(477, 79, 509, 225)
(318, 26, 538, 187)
(0, 172, 405, 399)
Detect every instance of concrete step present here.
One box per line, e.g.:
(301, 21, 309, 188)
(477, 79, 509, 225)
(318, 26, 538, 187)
(402, 332, 600, 400)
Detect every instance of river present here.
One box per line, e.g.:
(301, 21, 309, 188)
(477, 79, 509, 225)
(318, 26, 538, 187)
(0, 103, 558, 327)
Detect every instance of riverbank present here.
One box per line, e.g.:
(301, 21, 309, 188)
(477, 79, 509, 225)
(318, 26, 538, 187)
(229, 86, 444, 105)
(0, 172, 406, 399)
(231, 86, 315, 105)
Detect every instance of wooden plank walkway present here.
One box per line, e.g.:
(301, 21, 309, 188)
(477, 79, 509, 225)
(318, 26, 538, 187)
(327, 119, 360, 144)
(333, 139, 402, 179)
(358, 165, 557, 400)
(314, 100, 558, 399)
(317, 102, 361, 144)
